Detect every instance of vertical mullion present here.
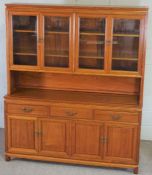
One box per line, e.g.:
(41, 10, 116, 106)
(10, 13, 14, 68)
(139, 16, 147, 108)
(70, 13, 75, 72)
(138, 18, 145, 75)
(69, 14, 74, 72)
(38, 14, 44, 68)
(7, 12, 12, 95)
(75, 14, 80, 72)
(104, 17, 113, 73)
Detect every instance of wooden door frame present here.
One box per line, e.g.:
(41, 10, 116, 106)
(74, 13, 109, 75)
(7, 115, 39, 154)
(103, 122, 139, 164)
(38, 118, 71, 158)
(71, 120, 104, 161)
(39, 12, 74, 73)
(108, 14, 146, 76)
(7, 11, 41, 70)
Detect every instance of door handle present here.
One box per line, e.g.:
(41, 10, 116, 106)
(35, 131, 42, 136)
(100, 137, 108, 144)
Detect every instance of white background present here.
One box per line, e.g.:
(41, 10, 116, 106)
(0, 0, 152, 140)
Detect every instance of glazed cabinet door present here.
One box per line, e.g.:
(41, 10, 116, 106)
(110, 16, 145, 75)
(38, 119, 71, 158)
(75, 14, 107, 74)
(9, 12, 40, 69)
(104, 123, 139, 164)
(7, 116, 38, 154)
(41, 13, 74, 72)
(71, 121, 104, 161)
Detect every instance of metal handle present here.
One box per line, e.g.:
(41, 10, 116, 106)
(22, 107, 33, 113)
(111, 115, 121, 121)
(35, 131, 42, 136)
(101, 137, 108, 144)
(65, 111, 77, 117)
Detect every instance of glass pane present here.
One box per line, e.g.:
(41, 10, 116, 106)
(112, 60, 138, 71)
(80, 18, 105, 33)
(44, 16, 69, 68)
(112, 19, 140, 71)
(79, 18, 105, 70)
(13, 16, 37, 66)
(113, 19, 140, 35)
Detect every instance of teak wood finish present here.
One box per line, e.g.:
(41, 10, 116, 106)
(5, 4, 148, 174)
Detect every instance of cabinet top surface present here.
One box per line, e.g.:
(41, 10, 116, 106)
(5, 88, 140, 111)
(5, 3, 148, 11)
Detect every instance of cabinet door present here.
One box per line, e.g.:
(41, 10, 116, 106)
(75, 14, 107, 73)
(104, 123, 139, 164)
(42, 14, 73, 72)
(110, 16, 145, 75)
(71, 121, 104, 161)
(39, 119, 70, 158)
(9, 12, 40, 69)
(7, 116, 38, 154)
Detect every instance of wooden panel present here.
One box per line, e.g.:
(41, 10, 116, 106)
(71, 121, 103, 161)
(104, 123, 138, 164)
(7, 103, 50, 116)
(6, 4, 148, 16)
(94, 111, 139, 123)
(7, 116, 38, 154)
(5, 152, 138, 169)
(14, 72, 140, 94)
(51, 106, 93, 119)
(6, 88, 139, 109)
(39, 119, 70, 158)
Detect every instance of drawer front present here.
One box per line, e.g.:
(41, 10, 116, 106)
(94, 110, 139, 123)
(51, 106, 93, 119)
(7, 103, 50, 116)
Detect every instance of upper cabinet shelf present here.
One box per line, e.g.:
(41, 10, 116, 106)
(14, 29, 36, 33)
(113, 34, 140, 37)
(80, 32, 105, 36)
(7, 6, 147, 77)
(45, 31, 69, 35)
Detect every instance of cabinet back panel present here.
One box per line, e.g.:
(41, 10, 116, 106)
(14, 72, 140, 95)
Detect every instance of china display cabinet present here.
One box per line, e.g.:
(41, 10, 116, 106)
(5, 4, 148, 174)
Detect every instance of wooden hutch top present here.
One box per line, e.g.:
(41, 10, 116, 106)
(5, 4, 148, 112)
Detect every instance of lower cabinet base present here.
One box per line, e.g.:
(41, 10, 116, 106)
(5, 152, 139, 174)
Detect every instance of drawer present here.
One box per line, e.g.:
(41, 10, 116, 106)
(51, 106, 93, 119)
(94, 110, 139, 123)
(6, 103, 50, 116)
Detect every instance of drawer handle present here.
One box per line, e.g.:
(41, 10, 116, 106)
(22, 107, 33, 113)
(111, 115, 121, 121)
(65, 111, 77, 117)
